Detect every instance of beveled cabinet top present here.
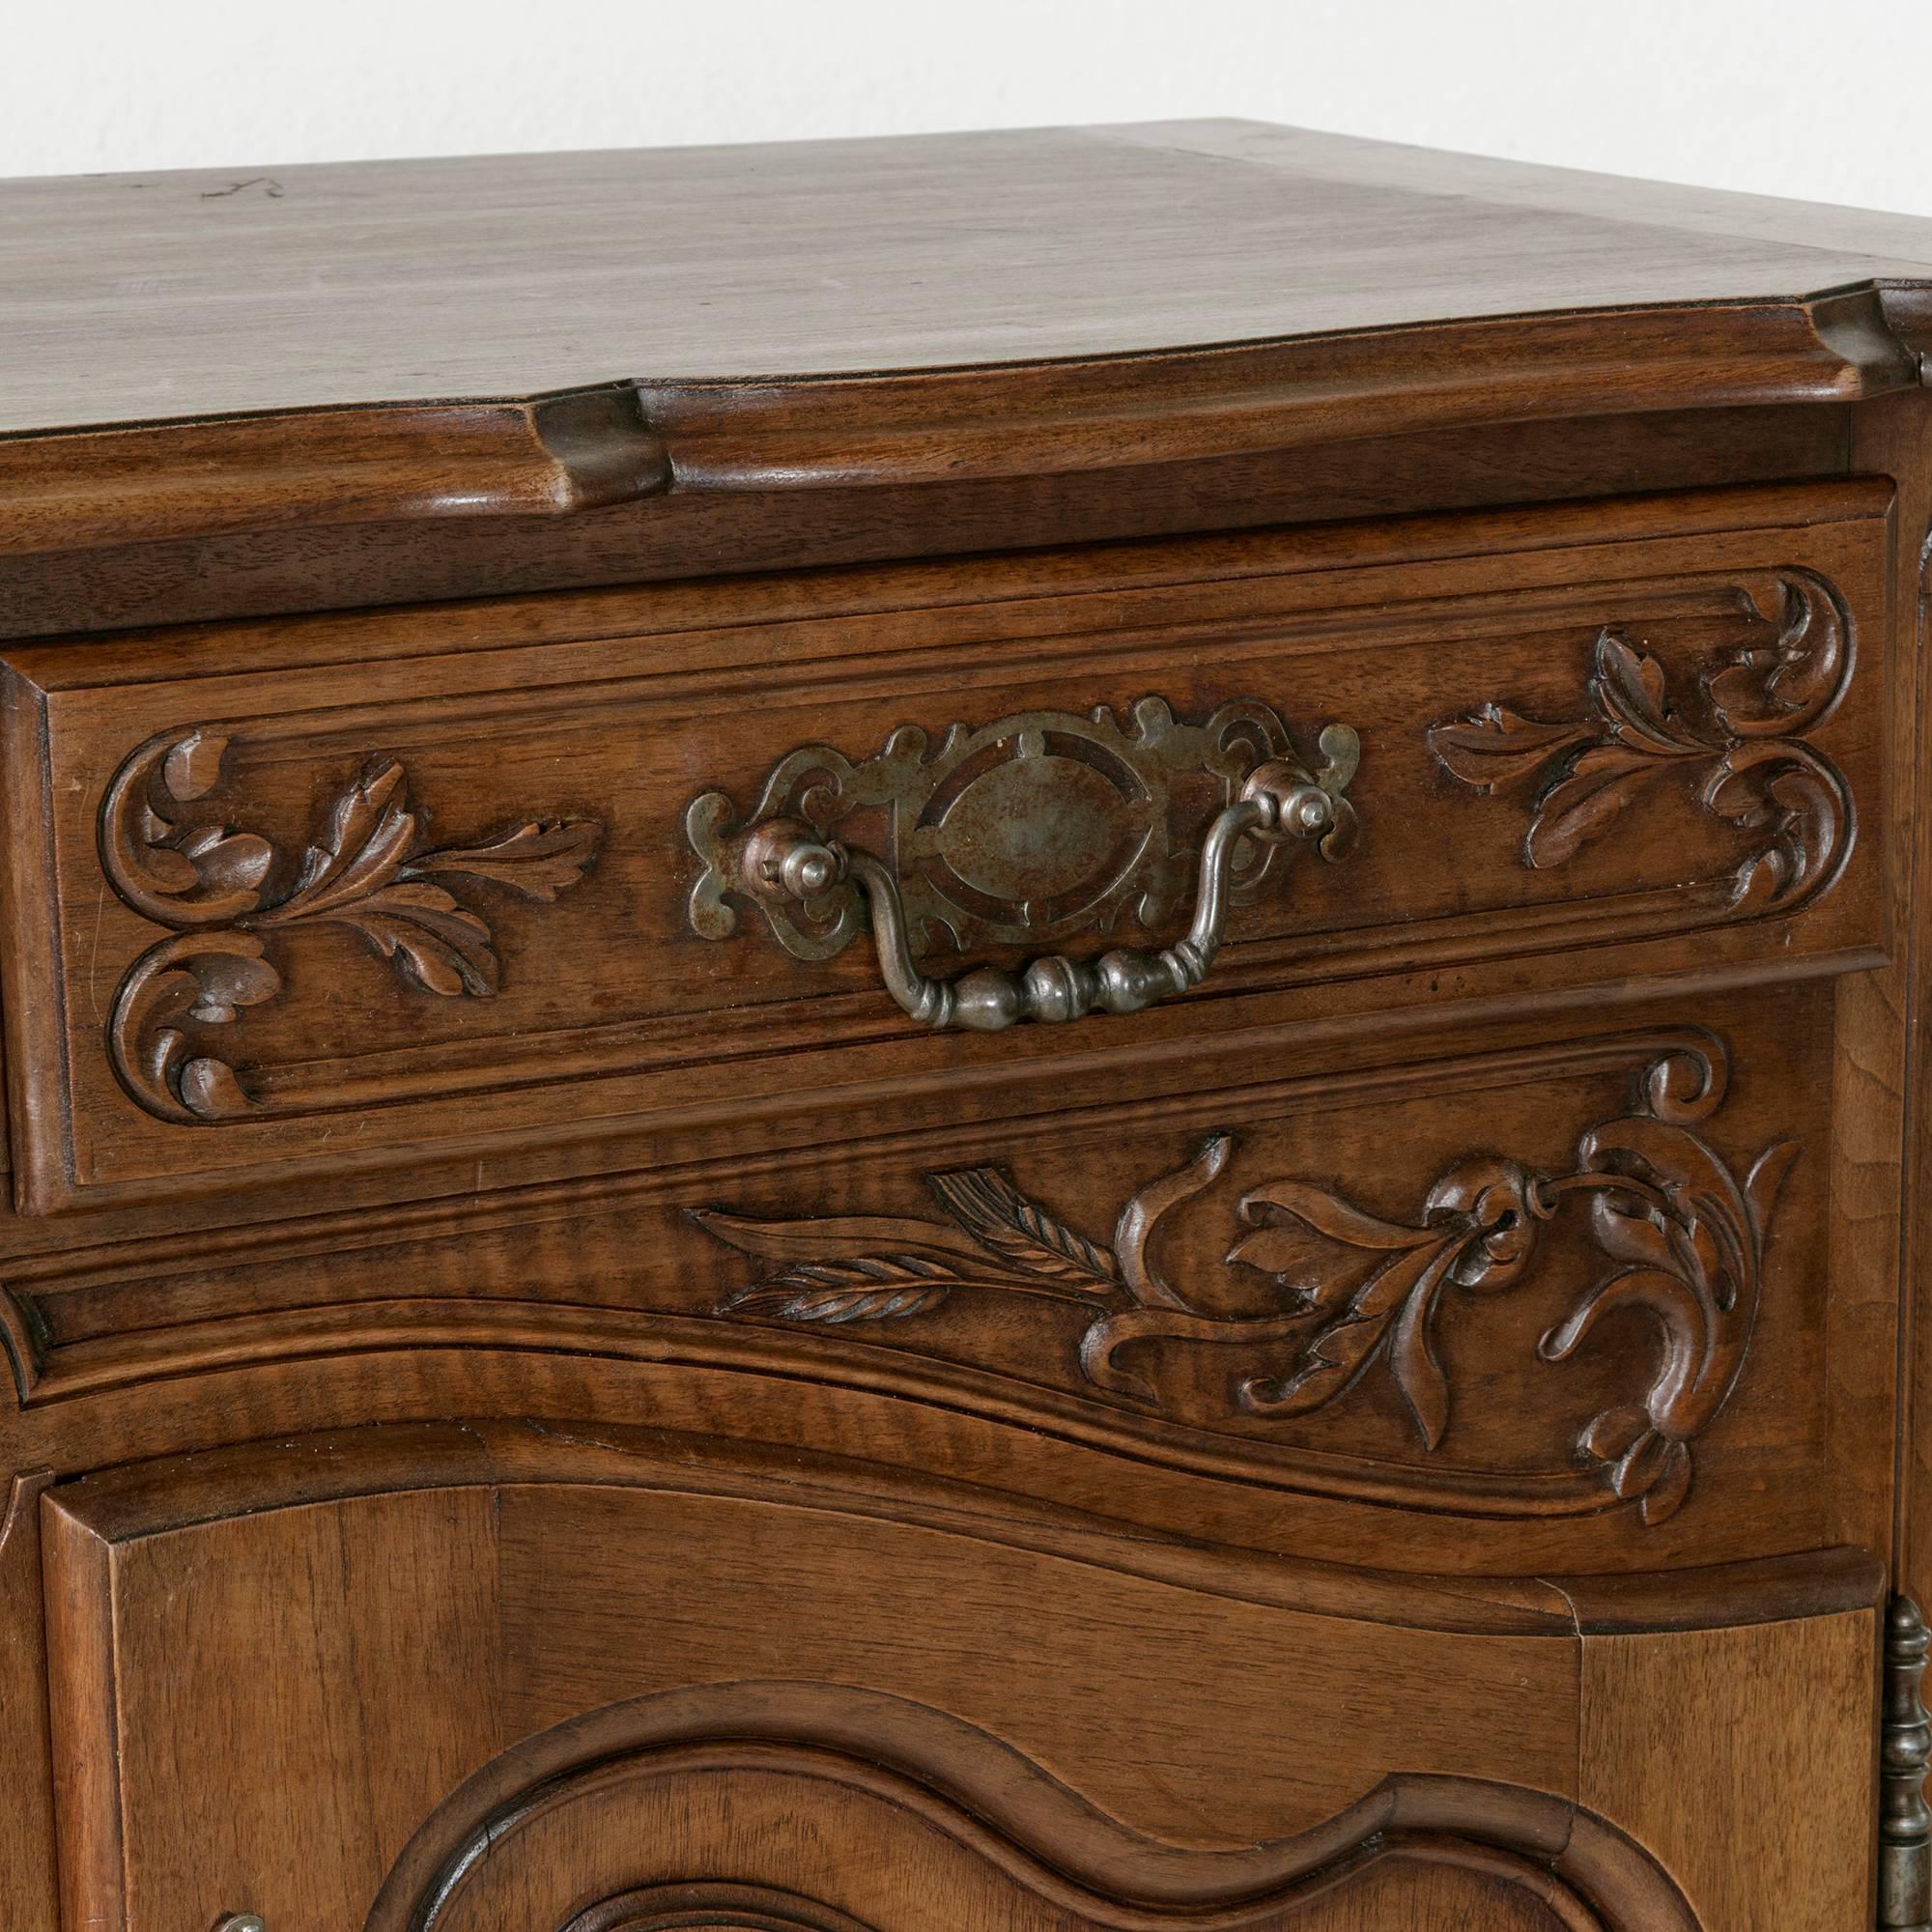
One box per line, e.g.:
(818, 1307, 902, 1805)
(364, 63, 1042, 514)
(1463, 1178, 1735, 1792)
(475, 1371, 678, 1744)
(4, 118, 1931, 553)
(9, 116, 1932, 425)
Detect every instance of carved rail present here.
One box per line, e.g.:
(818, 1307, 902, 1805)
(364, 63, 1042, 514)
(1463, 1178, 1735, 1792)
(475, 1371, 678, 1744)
(699, 1036, 1793, 1527)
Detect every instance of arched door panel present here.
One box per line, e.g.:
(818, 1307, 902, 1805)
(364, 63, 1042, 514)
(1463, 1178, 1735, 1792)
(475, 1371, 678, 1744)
(370, 1684, 1685, 1932)
(36, 1422, 1876, 1930)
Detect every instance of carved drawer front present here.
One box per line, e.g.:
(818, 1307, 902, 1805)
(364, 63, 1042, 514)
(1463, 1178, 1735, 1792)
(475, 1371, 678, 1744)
(39, 1426, 1883, 1932)
(0, 479, 1888, 1214)
(11, 984, 1862, 1577)
(644, 989, 1846, 1566)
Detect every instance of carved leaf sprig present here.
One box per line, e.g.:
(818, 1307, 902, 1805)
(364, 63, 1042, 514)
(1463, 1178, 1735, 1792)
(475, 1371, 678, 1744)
(410, 820, 605, 901)
(1239, 1234, 1461, 1445)
(101, 735, 603, 1122)
(1231, 1159, 1545, 1449)
(247, 761, 604, 995)
(1537, 1122, 1797, 1524)
(1424, 706, 1594, 792)
(332, 886, 498, 997)
(1430, 632, 1711, 868)
(1429, 577, 1851, 912)
(925, 1168, 1118, 1286)
(696, 1171, 1120, 1328)
(698, 1043, 1789, 1529)
(722, 1257, 962, 1324)
(270, 758, 418, 921)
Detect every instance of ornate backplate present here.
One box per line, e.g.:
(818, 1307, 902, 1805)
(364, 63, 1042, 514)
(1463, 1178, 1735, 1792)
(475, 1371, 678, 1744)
(686, 696, 1321, 961)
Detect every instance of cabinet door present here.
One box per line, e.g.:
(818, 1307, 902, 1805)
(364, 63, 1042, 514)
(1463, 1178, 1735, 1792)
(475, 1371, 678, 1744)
(39, 1424, 1878, 1932)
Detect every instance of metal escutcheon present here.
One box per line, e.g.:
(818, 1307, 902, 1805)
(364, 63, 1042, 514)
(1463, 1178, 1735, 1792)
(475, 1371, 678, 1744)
(691, 703, 1361, 1033)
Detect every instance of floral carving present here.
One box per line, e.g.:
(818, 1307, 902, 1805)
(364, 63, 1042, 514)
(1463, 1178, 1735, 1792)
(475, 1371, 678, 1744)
(1427, 571, 1853, 913)
(1226, 1155, 1542, 1453)
(102, 730, 601, 1122)
(697, 1041, 1793, 1525)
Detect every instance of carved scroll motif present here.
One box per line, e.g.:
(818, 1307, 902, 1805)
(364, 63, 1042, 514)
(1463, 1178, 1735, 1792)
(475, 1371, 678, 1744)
(1428, 569, 1854, 914)
(101, 731, 601, 1122)
(697, 1039, 1792, 1526)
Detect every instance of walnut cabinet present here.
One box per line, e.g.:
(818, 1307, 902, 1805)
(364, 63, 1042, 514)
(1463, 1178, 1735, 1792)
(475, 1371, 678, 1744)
(4, 120, 1932, 1931)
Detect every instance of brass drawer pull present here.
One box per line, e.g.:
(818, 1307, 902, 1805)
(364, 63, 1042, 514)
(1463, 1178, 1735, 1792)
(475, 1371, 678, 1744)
(687, 699, 1360, 1031)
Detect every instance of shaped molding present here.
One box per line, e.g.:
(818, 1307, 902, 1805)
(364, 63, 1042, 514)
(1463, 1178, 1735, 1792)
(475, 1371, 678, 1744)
(367, 1683, 1699, 1932)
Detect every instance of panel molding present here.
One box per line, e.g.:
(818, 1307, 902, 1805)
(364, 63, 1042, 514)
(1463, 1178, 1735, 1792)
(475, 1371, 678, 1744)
(0, 491, 1883, 1215)
(561, 1887, 879, 1932)
(365, 1681, 1697, 1932)
(7, 1023, 1813, 1535)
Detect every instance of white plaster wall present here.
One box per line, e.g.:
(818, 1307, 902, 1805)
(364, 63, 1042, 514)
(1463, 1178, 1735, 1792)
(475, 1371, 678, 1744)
(1, 0, 1925, 216)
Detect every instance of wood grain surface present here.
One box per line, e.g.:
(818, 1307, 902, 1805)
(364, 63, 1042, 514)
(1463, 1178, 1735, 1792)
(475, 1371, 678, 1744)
(2, 121, 1927, 1932)
(7, 122, 1932, 433)
(3, 122, 1930, 554)
(37, 1423, 1876, 1932)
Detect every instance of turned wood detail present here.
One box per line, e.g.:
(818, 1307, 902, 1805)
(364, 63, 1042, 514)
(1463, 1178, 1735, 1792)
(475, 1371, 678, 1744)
(698, 1037, 1793, 1526)
(1885, 1597, 1932, 1932)
(100, 731, 601, 1122)
(1429, 569, 1853, 914)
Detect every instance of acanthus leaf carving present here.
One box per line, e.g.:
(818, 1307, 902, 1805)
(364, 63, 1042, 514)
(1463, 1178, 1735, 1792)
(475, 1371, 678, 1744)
(1427, 570, 1854, 915)
(697, 1038, 1791, 1526)
(101, 733, 603, 1123)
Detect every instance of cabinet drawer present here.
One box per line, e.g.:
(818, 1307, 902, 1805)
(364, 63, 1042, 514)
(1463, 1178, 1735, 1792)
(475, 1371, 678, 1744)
(0, 480, 1889, 1216)
(40, 1425, 1884, 1932)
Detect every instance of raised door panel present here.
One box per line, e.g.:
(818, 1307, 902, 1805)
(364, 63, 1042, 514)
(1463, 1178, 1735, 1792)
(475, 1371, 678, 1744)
(385, 1758, 1634, 1932)
(42, 1449, 504, 1931)
(38, 1426, 1879, 1932)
